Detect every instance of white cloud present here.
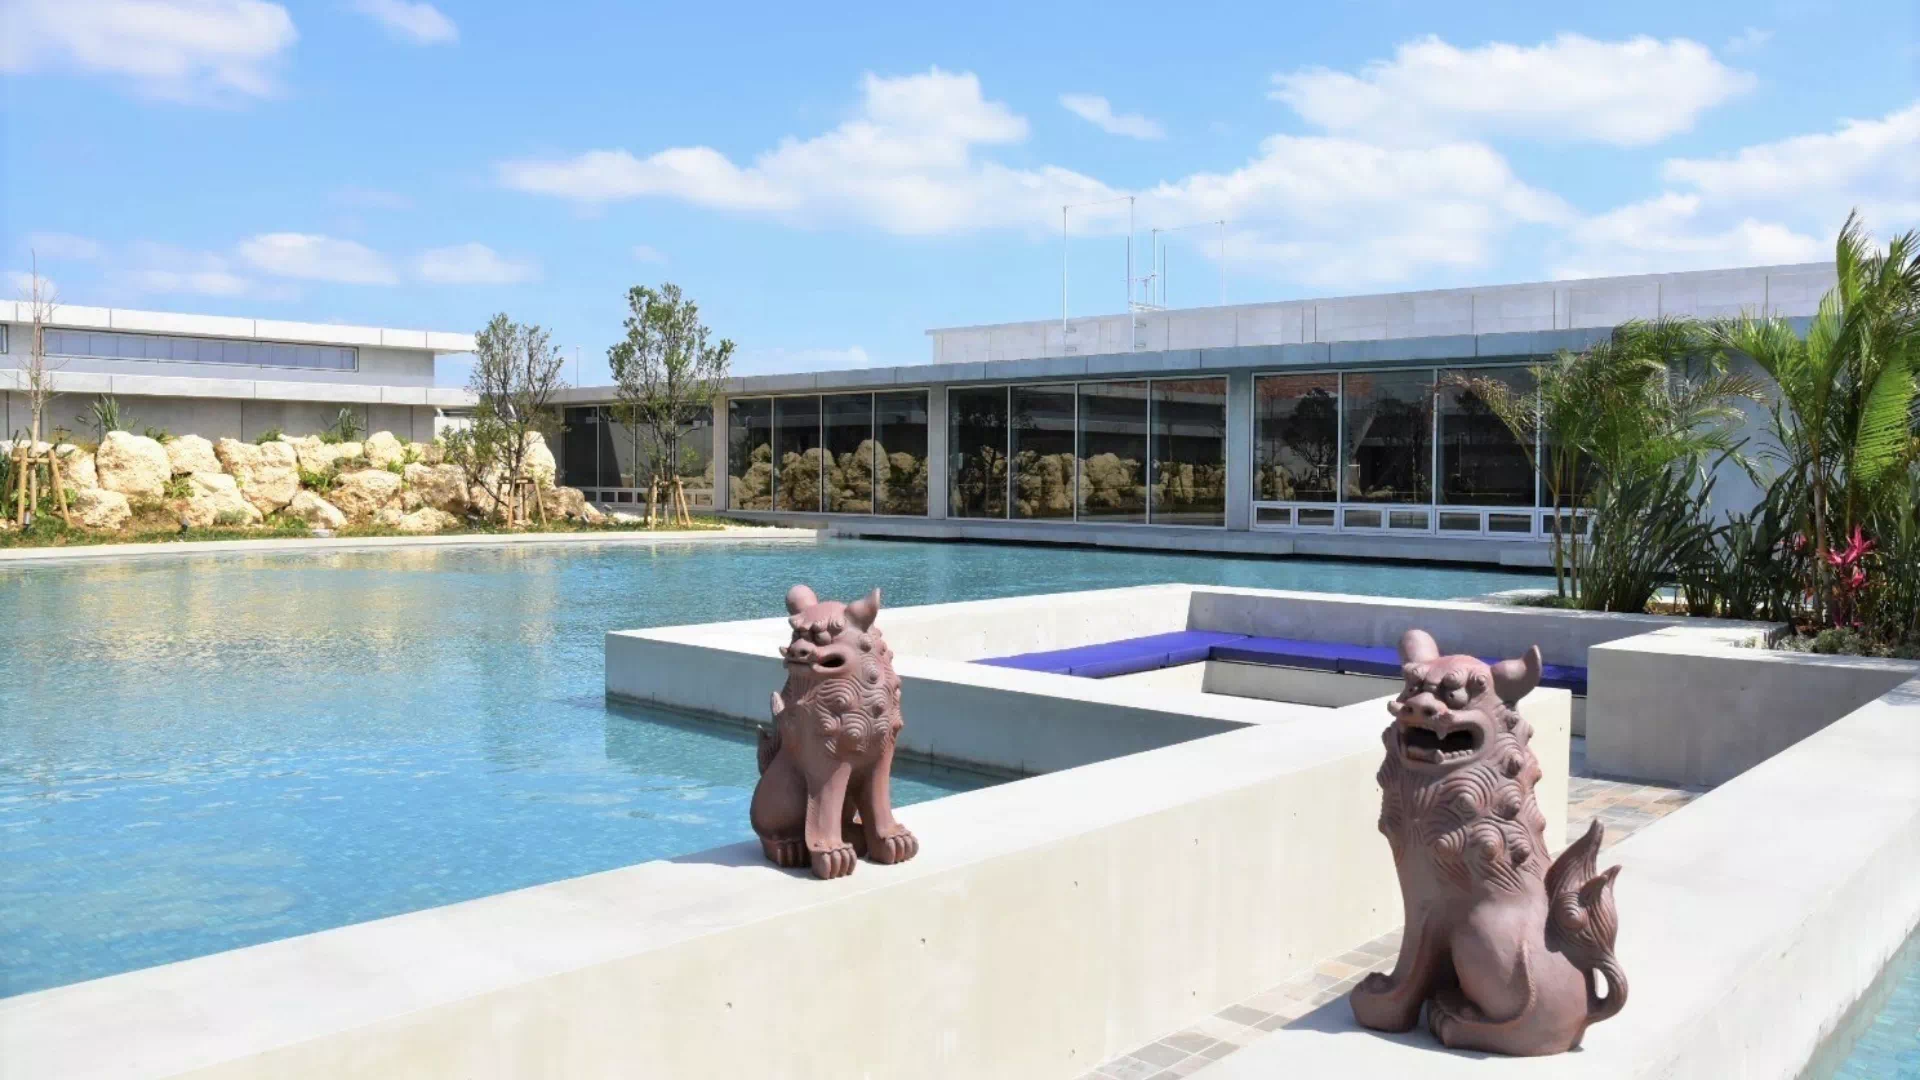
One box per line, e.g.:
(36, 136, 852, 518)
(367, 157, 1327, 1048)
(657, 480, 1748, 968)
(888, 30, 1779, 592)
(1270, 34, 1754, 146)
(23, 232, 103, 261)
(414, 243, 539, 285)
(499, 67, 1581, 287)
(1553, 194, 1822, 278)
(114, 242, 265, 297)
(1140, 135, 1572, 286)
(350, 0, 456, 45)
(1561, 102, 1920, 277)
(496, 69, 1112, 235)
(0, 0, 297, 102)
(731, 345, 874, 377)
(1660, 101, 1920, 220)
(7, 270, 57, 297)
(1059, 93, 1165, 140)
(631, 244, 668, 263)
(1724, 27, 1772, 54)
(237, 232, 398, 284)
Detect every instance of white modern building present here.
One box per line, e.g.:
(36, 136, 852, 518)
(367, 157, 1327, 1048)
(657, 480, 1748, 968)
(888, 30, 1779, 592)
(553, 262, 1833, 566)
(0, 302, 476, 444)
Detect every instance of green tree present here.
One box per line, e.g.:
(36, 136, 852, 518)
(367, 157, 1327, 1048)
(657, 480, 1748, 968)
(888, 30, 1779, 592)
(606, 283, 734, 521)
(445, 313, 567, 523)
(1707, 213, 1920, 623)
(1459, 318, 1762, 607)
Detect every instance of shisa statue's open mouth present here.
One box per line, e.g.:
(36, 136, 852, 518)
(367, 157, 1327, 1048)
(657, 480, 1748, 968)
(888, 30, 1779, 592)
(1398, 718, 1482, 764)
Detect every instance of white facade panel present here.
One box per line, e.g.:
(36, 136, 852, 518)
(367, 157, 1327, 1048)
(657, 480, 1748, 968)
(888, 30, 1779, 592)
(1566, 281, 1661, 328)
(1409, 292, 1477, 338)
(1166, 309, 1238, 350)
(1235, 303, 1305, 346)
(1764, 266, 1839, 317)
(1658, 270, 1769, 321)
(1471, 287, 1556, 334)
(1315, 295, 1415, 342)
(111, 309, 256, 338)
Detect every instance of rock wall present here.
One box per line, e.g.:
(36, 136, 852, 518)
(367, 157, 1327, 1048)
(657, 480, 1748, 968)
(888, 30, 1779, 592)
(30, 429, 602, 537)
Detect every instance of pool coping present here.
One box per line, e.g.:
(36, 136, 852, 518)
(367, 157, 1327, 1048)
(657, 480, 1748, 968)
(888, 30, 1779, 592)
(0, 526, 820, 565)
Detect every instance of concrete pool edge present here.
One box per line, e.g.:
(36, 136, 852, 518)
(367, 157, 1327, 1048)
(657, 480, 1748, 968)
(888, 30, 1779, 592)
(0, 525, 819, 564)
(0, 710, 1418, 1080)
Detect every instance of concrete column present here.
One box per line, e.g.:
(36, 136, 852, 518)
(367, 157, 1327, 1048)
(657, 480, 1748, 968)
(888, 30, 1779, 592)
(926, 383, 949, 519)
(711, 395, 729, 511)
(1225, 369, 1253, 531)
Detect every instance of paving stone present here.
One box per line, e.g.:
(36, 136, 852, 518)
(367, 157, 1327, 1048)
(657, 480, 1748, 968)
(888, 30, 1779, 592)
(1131, 1042, 1189, 1067)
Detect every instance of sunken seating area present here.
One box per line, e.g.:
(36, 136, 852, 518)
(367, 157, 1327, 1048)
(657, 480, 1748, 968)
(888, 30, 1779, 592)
(978, 632, 1590, 695)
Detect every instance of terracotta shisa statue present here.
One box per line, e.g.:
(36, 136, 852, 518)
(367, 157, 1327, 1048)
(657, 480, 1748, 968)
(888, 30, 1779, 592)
(1350, 629, 1626, 1056)
(750, 585, 918, 880)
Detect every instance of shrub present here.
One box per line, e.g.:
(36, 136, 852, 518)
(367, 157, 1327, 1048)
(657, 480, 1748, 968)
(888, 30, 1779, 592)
(254, 428, 283, 444)
(326, 407, 364, 444)
(161, 475, 193, 500)
(144, 426, 174, 444)
(213, 509, 251, 527)
(384, 460, 406, 476)
(299, 468, 337, 493)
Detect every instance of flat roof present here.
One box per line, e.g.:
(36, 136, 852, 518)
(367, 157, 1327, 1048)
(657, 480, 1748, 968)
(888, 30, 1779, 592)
(0, 301, 475, 354)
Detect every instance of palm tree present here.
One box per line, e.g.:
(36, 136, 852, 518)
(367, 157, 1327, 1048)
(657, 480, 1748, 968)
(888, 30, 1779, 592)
(1708, 212, 1920, 623)
(1460, 318, 1761, 604)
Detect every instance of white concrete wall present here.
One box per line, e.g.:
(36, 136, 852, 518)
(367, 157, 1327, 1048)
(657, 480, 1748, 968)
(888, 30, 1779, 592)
(0, 713, 1415, 1080)
(1, 390, 440, 442)
(1586, 632, 1920, 786)
(927, 264, 1835, 364)
(1195, 673, 1920, 1080)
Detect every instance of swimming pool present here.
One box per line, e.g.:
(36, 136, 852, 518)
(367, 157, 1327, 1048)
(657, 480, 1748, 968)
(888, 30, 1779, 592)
(0, 538, 1546, 996)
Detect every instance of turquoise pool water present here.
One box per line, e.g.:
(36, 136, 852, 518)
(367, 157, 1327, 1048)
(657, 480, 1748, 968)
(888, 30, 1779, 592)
(1813, 930, 1920, 1079)
(0, 538, 1545, 997)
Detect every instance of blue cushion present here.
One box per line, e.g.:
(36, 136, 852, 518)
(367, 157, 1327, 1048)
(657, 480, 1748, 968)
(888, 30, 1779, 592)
(978, 631, 1249, 679)
(1209, 636, 1347, 671)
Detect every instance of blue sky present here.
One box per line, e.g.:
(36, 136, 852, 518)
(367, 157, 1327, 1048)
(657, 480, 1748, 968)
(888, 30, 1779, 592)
(4, 1, 1916, 387)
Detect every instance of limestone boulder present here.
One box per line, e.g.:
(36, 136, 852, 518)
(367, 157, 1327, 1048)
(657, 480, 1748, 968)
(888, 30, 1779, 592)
(524, 431, 556, 487)
(362, 431, 407, 469)
(403, 463, 469, 515)
(69, 488, 131, 531)
(372, 507, 405, 529)
(288, 437, 363, 475)
(412, 439, 446, 465)
(180, 473, 264, 528)
(396, 507, 459, 534)
(329, 468, 403, 521)
(214, 438, 301, 513)
(54, 444, 97, 489)
(164, 434, 222, 477)
(543, 485, 605, 525)
(95, 431, 171, 499)
(284, 490, 347, 530)
(607, 511, 643, 525)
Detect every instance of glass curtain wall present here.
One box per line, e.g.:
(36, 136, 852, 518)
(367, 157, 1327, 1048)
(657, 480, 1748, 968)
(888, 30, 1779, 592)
(1341, 369, 1434, 505)
(823, 394, 875, 513)
(1253, 374, 1340, 502)
(1010, 385, 1076, 520)
(727, 398, 774, 510)
(874, 392, 929, 515)
(1150, 378, 1228, 526)
(559, 407, 600, 489)
(727, 392, 930, 515)
(949, 387, 1009, 518)
(1438, 367, 1535, 507)
(772, 396, 825, 511)
(1077, 381, 1150, 523)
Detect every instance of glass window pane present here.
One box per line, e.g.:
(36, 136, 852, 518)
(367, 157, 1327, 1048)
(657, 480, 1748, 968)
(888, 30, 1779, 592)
(1011, 384, 1076, 520)
(1489, 513, 1535, 534)
(1150, 377, 1227, 527)
(772, 396, 823, 512)
(1438, 367, 1536, 507)
(91, 332, 118, 357)
(1255, 506, 1292, 526)
(726, 398, 773, 510)
(1077, 381, 1148, 523)
(1344, 508, 1383, 528)
(559, 406, 599, 488)
(874, 391, 928, 516)
(823, 393, 875, 513)
(675, 406, 714, 500)
(1439, 511, 1483, 532)
(948, 387, 1008, 518)
(249, 342, 272, 365)
(1298, 506, 1336, 527)
(1389, 510, 1431, 530)
(1254, 374, 1339, 503)
(1342, 369, 1434, 504)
